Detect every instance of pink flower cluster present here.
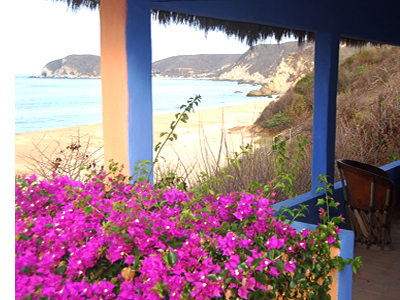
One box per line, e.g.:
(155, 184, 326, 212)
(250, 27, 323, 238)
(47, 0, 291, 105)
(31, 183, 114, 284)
(15, 174, 341, 300)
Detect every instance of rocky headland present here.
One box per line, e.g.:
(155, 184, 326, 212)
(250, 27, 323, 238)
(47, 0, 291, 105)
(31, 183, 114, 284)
(30, 54, 101, 79)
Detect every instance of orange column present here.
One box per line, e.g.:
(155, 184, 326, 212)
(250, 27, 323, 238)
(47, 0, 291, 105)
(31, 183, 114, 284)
(99, 0, 130, 175)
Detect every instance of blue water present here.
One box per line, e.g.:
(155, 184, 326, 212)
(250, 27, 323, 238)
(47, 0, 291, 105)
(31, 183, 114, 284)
(15, 75, 264, 134)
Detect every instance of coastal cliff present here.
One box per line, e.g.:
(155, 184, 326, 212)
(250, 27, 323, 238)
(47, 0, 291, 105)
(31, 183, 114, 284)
(218, 42, 299, 84)
(152, 54, 241, 78)
(35, 54, 101, 78)
(246, 43, 361, 96)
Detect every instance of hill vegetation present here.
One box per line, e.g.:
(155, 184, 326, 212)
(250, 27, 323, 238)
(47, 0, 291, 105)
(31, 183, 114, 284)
(254, 45, 400, 172)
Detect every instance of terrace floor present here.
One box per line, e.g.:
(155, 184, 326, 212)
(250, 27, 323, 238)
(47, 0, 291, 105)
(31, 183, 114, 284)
(352, 204, 400, 299)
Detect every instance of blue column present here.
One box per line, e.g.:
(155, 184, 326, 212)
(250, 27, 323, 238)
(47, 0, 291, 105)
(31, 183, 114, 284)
(126, 0, 153, 180)
(311, 32, 340, 191)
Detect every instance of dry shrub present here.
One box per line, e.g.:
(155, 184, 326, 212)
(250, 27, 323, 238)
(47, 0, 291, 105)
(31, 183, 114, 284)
(154, 126, 313, 203)
(210, 136, 313, 202)
(20, 130, 104, 182)
(334, 46, 400, 180)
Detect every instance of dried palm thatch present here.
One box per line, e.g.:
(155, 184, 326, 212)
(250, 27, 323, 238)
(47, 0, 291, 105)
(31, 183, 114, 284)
(52, 0, 100, 11)
(53, 0, 372, 47)
(153, 10, 314, 46)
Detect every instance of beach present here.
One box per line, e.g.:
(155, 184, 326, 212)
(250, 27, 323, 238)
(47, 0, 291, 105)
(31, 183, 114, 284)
(15, 99, 274, 179)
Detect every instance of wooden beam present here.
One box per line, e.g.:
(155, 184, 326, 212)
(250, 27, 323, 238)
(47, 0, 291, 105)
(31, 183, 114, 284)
(151, 0, 400, 47)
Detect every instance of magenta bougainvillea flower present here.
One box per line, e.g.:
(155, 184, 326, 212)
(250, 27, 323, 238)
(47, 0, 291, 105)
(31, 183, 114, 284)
(15, 173, 346, 300)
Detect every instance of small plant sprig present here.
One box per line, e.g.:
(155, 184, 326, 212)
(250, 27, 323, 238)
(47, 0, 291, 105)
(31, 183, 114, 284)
(146, 95, 202, 181)
(315, 174, 345, 225)
(315, 174, 363, 274)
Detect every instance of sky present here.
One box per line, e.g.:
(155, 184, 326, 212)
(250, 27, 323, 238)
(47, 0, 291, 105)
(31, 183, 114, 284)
(13, 0, 293, 74)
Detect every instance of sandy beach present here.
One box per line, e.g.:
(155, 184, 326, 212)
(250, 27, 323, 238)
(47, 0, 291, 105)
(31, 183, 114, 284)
(15, 99, 274, 180)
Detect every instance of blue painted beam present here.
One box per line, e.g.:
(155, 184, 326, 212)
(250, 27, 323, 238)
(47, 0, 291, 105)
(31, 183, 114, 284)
(151, 0, 400, 47)
(126, 0, 154, 180)
(311, 32, 340, 191)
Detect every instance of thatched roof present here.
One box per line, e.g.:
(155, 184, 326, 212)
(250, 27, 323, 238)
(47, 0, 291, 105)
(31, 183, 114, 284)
(53, 0, 99, 11)
(54, 0, 371, 47)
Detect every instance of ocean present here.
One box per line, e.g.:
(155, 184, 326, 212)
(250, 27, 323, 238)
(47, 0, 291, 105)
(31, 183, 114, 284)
(15, 75, 267, 134)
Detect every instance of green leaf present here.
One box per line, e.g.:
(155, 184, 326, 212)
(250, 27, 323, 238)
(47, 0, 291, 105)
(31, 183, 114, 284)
(84, 206, 93, 216)
(289, 279, 298, 289)
(219, 269, 229, 279)
(21, 266, 31, 275)
(55, 264, 67, 275)
(206, 274, 218, 281)
(37, 236, 43, 248)
(167, 250, 178, 266)
(45, 223, 54, 229)
(237, 262, 248, 270)
(255, 271, 267, 284)
(331, 217, 344, 224)
(352, 265, 358, 274)
(316, 198, 326, 206)
(284, 208, 295, 218)
(319, 232, 327, 240)
(338, 263, 345, 272)
(145, 227, 152, 236)
(275, 260, 285, 271)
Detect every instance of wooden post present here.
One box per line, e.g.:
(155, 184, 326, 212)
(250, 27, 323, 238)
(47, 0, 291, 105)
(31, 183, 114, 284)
(311, 32, 340, 191)
(126, 0, 153, 179)
(100, 0, 153, 179)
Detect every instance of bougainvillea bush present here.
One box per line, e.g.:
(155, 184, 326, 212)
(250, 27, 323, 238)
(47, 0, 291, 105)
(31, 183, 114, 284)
(15, 172, 359, 300)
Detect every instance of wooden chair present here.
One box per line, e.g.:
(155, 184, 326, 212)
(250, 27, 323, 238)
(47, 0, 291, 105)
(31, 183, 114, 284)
(337, 159, 397, 250)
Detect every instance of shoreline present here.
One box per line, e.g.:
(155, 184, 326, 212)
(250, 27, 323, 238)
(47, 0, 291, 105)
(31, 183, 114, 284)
(15, 99, 274, 178)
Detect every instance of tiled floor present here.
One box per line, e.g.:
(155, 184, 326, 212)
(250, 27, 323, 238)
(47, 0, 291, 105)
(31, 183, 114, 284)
(352, 204, 400, 299)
